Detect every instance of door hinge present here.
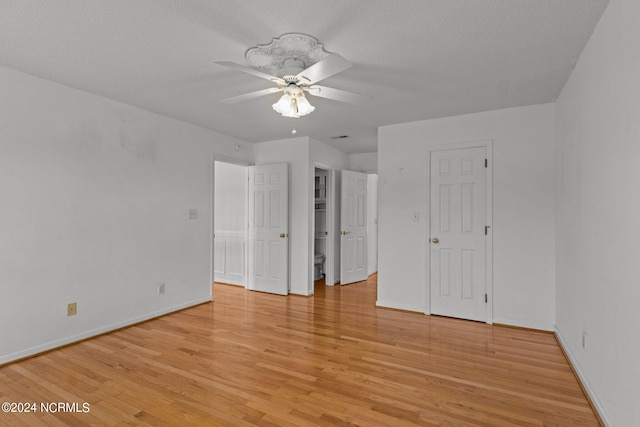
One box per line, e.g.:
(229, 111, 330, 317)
(485, 225, 490, 235)
(485, 294, 488, 303)
(485, 158, 488, 168)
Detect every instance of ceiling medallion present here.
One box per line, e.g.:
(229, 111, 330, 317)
(245, 33, 331, 76)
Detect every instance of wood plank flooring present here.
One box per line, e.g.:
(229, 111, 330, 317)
(0, 275, 600, 426)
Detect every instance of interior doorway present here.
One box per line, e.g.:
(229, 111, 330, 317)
(212, 160, 248, 288)
(312, 165, 336, 289)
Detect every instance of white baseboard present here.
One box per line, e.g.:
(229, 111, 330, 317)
(214, 279, 245, 287)
(492, 316, 554, 332)
(376, 299, 425, 313)
(554, 326, 610, 426)
(0, 297, 211, 366)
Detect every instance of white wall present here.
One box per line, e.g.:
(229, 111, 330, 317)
(378, 104, 556, 330)
(367, 174, 378, 275)
(555, 0, 640, 424)
(0, 66, 252, 364)
(350, 152, 378, 173)
(311, 139, 350, 171)
(213, 161, 247, 286)
(214, 162, 246, 232)
(253, 137, 310, 295)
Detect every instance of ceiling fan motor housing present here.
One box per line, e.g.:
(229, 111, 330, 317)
(283, 82, 304, 98)
(276, 58, 305, 79)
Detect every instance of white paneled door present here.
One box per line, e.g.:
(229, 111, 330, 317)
(430, 147, 487, 321)
(248, 163, 288, 295)
(340, 170, 368, 285)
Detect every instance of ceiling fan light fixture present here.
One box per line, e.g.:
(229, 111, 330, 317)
(272, 94, 292, 114)
(295, 95, 315, 116)
(272, 89, 314, 118)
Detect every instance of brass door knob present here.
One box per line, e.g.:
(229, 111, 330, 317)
(280, 233, 286, 238)
(341, 231, 350, 235)
(432, 237, 439, 244)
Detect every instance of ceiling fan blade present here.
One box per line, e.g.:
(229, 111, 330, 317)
(296, 54, 353, 85)
(306, 85, 370, 105)
(221, 87, 283, 104)
(214, 61, 285, 85)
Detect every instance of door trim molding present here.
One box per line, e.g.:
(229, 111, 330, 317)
(425, 140, 493, 324)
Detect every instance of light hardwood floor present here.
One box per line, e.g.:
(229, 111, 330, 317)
(0, 275, 600, 426)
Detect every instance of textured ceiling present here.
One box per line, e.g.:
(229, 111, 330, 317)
(0, 0, 609, 154)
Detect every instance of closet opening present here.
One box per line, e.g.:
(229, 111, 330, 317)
(313, 168, 328, 285)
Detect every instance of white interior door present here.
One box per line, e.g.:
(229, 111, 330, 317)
(430, 147, 487, 321)
(340, 170, 368, 285)
(248, 163, 288, 295)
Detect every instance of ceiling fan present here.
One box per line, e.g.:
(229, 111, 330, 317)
(214, 34, 368, 118)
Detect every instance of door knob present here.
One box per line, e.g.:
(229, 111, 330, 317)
(280, 233, 287, 238)
(432, 237, 439, 244)
(341, 231, 350, 235)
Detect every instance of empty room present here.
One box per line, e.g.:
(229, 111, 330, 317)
(1, 1, 638, 425)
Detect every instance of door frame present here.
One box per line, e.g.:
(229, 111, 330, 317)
(310, 163, 336, 292)
(425, 140, 493, 324)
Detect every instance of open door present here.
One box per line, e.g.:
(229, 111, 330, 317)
(340, 170, 368, 285)
(248, 163, 289, 295)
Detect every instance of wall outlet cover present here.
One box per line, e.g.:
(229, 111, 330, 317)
(67, 302, 77, 316)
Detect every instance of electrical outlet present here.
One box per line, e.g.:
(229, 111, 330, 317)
(188, 208, 198, 220)
(67, 302, 77, 316)
(158, 283, 166, 295)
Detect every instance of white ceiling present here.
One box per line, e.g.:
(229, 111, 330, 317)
(0, 0, 609, 154)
